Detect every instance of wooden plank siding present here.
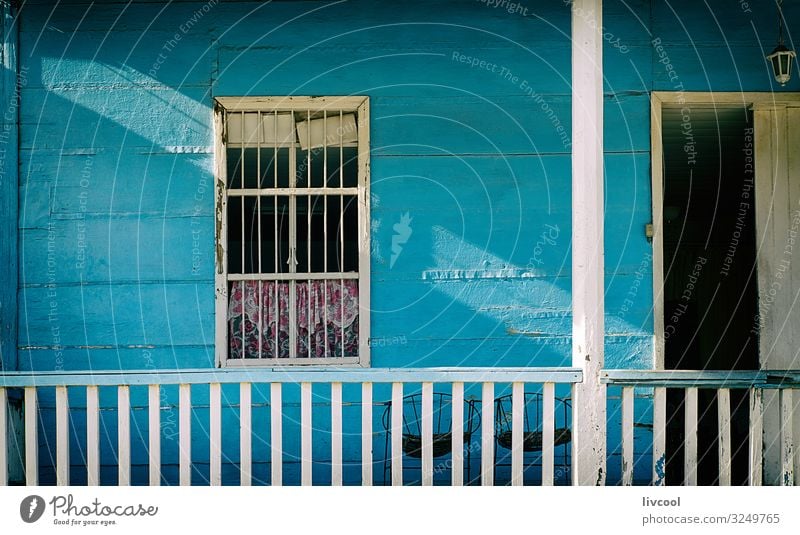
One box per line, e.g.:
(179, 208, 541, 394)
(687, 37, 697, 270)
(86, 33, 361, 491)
(8, 0, 800, 485)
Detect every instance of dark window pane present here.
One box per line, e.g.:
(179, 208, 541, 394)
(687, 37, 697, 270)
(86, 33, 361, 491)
(227, 198, 242, 274)
(260, 147, 290, 189)
(226, 148, 242, 189)
(296, 195, 328, 273)
(342, 195, 359, 271)
(243, 148, 259, 189)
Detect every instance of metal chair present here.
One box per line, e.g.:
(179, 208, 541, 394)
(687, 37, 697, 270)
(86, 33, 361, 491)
(381, 392, 480, 484)
(493, 392, 572, 484)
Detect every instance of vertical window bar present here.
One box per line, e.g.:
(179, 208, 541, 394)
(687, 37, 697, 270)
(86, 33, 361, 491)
(240, 113, 245, 354)
(274, 111, 279, 358)
(289, 124, 297, 360)
(339, 110, 344, 358)
(258, 111, 263, 358)
(307, 110, 312, 358)
(323, 111, 328, 357)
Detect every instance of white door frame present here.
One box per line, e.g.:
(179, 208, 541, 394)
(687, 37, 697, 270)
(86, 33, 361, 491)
(650, 91, 800, 370)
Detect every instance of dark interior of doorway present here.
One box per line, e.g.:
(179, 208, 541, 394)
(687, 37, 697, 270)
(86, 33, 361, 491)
(660, 105, 758, 485)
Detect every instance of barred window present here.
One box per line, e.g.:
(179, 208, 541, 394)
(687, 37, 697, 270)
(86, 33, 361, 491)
(214, 97, 370, 366)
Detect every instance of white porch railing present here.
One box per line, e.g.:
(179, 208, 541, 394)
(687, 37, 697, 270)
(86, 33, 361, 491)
(603, 370, 800, 486)
(0, 367, 582, 486)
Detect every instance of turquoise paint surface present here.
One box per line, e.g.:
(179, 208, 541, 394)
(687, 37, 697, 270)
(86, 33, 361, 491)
(11, 0, 798, 484)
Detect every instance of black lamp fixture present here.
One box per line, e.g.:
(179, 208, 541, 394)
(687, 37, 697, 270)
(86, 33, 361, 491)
(767, 0, 796, 86)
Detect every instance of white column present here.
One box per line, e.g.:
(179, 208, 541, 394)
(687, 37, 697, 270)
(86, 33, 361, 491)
(571, 0, 606, 486)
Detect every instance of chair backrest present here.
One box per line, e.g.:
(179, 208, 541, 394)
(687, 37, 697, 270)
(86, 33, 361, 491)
(494, 392, 572, 435)
(381, 393, 481, 436)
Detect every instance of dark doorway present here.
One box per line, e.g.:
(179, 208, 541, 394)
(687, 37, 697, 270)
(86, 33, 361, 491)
(660, 105, 759, 485)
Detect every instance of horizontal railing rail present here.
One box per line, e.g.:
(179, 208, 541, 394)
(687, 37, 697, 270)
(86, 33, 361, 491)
(0, 367, 582, 487)
(0, 367, 583, 387)
(602, 369, 800, 487)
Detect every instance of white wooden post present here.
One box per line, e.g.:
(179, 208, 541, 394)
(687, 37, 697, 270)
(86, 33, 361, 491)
(55, 386, 69, 486)
(24, 387, 37, 485)
(179, 384, 191, 486)
(571, 0, 606, 486)
(118, 386, 130, 486)
(653, 387, 667, 485)
(717, 388, 732, 486)
(86, 386, 100, 486)
(481, 382, 494, 486)
(451, 382, 464, 486)
(0, 387, 6, 486)
(621, 387, 634, 486)
(361, 382, 372, 486)
(270, 383, 282, 486)
(239, 382, 252, 486)
(148, 385, 160, 486)
(391, 382, 403, 486)
(331, 382, 343, 486)
(209, 382, 221, 486)
(749, 388, 763, 486)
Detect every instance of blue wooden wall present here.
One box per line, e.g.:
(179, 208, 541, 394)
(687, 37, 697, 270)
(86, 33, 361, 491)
(9, 0, 799, 485)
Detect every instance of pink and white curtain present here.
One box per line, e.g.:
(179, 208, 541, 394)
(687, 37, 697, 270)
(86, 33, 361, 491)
(228, 280, 359, 359)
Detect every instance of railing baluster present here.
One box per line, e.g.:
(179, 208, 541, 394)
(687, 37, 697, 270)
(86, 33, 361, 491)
(55, 386, 70, 486)
(481, 382, 494, 486)
(421, 382, 433, 486)
(653, 387, 666, 486)
(542, 382, 555, 486)
(361, 382, 372, 486)
(270, 382, 282, 486)
(717, 388, 731, 486)
(331, 382, 342, 486)
(148, 385, 160, 486)
(391, 382, 403, 486)
(749, 387, 763, 486)
(621, 386, 634, 486)
(0, 387, 6, 486)
(301, 382, 312, 486)
(86, 385, 99, 486)
(24, 387, 37, 485)
(684, 387, 698, 486)
(118, 385, 130, 486)
(451, 382, 464, 486)
(209, 382, 221, 486)
(179, 384, 191, 486)
(780, 388, 794, 486)
(511, 382, 524, 486)
(240, 382, 251, 486)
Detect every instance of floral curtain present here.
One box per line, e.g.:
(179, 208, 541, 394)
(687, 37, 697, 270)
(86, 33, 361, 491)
(228, 280, 359, 359)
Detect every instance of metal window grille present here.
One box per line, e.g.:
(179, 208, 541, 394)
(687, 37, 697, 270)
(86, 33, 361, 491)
(216, 98, 369, 366)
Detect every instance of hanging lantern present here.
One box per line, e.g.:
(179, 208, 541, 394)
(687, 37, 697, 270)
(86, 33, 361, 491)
(767, 0, 796, 86)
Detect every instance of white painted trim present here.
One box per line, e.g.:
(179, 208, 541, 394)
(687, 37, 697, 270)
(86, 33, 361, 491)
(215, 96, 368, 112)
(421, 382, 433, 486)
(214, 103, 228, 368)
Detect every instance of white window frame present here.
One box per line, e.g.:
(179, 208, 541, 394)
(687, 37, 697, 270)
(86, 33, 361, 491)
(214, 96, 371, 367)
